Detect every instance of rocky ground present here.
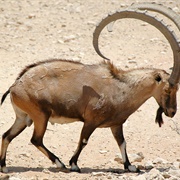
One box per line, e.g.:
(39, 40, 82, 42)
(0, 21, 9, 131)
(0, 0, 180, 179)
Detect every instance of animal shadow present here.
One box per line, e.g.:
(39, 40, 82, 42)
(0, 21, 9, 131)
(6, 166, 142, 175)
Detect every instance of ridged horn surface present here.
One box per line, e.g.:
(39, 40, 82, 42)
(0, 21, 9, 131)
(130, 3, 180, 31)
(93, 9, 180, 84)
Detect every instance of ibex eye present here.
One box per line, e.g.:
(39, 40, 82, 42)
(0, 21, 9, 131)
(155, 75, 162, 82)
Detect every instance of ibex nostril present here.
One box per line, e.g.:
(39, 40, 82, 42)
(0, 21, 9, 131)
(167, 109, 176, 117)
(171, 111, 176, 117)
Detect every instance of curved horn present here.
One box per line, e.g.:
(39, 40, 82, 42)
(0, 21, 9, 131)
(107, 3, 180, 33)
(130, 2, 180, 31)
(93, 10, 180, 84)
(129, 3, 180, 85)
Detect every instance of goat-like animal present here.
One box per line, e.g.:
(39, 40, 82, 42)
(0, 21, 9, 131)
(1, 3, 180, 173)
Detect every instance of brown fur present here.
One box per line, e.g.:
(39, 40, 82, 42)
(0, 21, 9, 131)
(17, 59, 83, 80)
(0, 59, 178, 173)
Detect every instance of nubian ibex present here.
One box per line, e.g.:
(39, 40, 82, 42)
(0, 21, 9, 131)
(1, 3, 180, 173)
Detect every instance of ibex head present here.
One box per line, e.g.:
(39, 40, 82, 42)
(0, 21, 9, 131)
(93, 3, 180, 127)
(151, 70, 178, 126)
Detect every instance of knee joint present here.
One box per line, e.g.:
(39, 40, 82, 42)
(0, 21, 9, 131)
(31, 137, 42, 146)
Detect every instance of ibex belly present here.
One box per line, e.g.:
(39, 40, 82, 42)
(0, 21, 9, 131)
(49, 116, 80, 125)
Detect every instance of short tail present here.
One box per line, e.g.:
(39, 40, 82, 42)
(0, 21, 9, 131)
(1, 89, 10, 105)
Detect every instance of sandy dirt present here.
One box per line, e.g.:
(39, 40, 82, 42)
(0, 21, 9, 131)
(0, 0, 180, 179)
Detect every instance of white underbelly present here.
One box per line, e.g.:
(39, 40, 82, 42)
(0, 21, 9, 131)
(49, 116, 79, 125)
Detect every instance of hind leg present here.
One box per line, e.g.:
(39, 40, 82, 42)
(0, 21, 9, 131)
(30, 114, 68, 172)
(0, 117, 27, 173)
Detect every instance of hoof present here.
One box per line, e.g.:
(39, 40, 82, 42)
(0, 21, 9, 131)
(70, 163, 81, 173)
(1, 166, 8, 173)
(55, 159, 70, 173)
(55, 159, 66, 169)
(127, 165, 140, 173)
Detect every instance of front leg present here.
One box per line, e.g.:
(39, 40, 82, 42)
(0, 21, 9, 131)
(69, 123, 96, 172)
(111, 125, 139, 172)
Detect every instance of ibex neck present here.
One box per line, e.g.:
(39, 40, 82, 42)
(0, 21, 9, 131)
(114, 69, 157, 114)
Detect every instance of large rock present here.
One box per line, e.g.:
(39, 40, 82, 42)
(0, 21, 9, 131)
(168, 168, 180, 178)
(114, 152, 144, 164)
(146, 168, 164, 180)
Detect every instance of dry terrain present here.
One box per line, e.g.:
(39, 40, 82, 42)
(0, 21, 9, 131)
(0, 0, 180, 179)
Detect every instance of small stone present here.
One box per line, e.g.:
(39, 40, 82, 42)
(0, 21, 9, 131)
(153, 157, 168, 164)
(9, 177, 21, 180)
(130, 174, 146, 180)
(129, 152, 144, 162)
(87, 21, 96, 25)
(57, 39, 64, 44)
(92, 172, 105, 176)
(19, 153, 30, 158)
(172, 7, 180, 13)
(141, 22, 148, 26)
(145, 160, 154, 170)
(0, 175, 9, 180)
(42, 168, 50, 174)
(150, 37, 160, 42)
(137, 164, 145, 170)
(162, 172, 171, 179)
(114, 153, 123, 164)
(99, 150, 108, 154)
(28, 14, 36, 19)
(63, 35, 76, 42)
(107, 174, 113, 179)
(128, 55, 136, 60)
(172, 161, 180, 169)
(120, 4, 126, 7)
(128, 59, 137, 63)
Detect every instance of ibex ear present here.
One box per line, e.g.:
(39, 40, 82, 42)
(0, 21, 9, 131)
(154, 73, 162, 84)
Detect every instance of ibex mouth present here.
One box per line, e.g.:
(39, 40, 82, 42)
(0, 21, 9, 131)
(155, 106, 176, 127)
(164, 108, 176, 118)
